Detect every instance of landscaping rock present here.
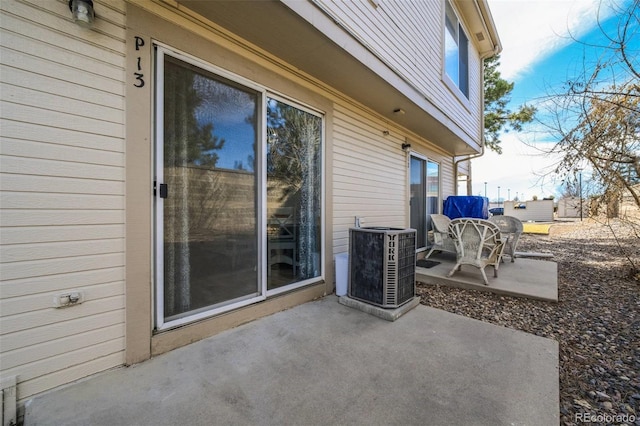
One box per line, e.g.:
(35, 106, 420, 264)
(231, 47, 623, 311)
(417, 216, 639, 426)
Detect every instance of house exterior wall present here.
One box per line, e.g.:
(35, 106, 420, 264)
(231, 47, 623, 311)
(123, 2, 336, 364)
(0, 0, 492, 404)
(331, 102, 455, 255)
(312, 0, 483, 147)
(0, 0, 127, 401)
(332, 103, 407, 253)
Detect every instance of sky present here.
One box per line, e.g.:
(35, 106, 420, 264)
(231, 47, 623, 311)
(469, 0, 637, 202)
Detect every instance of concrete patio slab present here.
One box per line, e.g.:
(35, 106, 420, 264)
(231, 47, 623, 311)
(24, 296, 559, 426)
(417, 252, 558, 302)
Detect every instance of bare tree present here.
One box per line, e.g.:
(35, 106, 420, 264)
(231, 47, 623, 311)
(529, 0, 640, 278)
(538, 0, 639, 216)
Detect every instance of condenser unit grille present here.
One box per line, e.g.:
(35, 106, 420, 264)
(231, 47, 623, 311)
(394, 231, 416, 305)
(349, 231, 385, 305)
(348, 227, 416, 308)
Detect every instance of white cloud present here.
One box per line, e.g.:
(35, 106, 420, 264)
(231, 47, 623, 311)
(469, 0, 622, 201)
(487, 0, 614, 80)
(468, 133, 564, 200)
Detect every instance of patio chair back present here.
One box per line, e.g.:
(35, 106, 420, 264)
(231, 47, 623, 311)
(424, 214, 456, 259)
(431, 214, 451, 234)
(488, 215, 523, 262)
(447, 218, 504, 285)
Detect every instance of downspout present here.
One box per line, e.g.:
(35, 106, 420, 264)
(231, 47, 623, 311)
(454, 43, 499, 195)
(454, 0, 502, 194)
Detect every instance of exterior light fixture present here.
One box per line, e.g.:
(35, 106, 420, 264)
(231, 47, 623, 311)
(382, 130, 390, 136)
(393, 108, 405, 115)
(69, 0, 95, 28)
(401, 143, 411, 150)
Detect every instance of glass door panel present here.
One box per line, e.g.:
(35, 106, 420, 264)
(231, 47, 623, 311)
(410, 156, 427, 249)
(266, 98, 322, 290)
(159, 53, 260, 323)
(427, 160, 440, 230)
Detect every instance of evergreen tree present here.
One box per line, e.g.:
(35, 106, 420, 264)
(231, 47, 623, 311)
(484, 55, 536, 154)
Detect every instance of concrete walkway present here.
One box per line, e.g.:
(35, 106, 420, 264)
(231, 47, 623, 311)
(25, 296, 559, 426)
(417, 252, 558, 302)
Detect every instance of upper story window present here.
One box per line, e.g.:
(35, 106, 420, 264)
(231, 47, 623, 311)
(444, 1, 469, 98)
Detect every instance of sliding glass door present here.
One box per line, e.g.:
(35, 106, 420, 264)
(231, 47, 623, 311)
(410, 156, 427, 249)
(410, 155, 440, 251)
(155, 46, 323, 329)
(156, 50, 262, 327)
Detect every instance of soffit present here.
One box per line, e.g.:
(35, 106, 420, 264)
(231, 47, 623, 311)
(455, 0, 502, 57)
(178, 0, 481, 155)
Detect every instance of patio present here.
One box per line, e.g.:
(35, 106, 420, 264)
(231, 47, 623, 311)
(24, 296, 558, 426)
(416, 252, 558, 302)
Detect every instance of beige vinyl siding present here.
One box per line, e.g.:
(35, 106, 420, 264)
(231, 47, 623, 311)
(438, 156, 455, 200)
(332, 103, 406, 253)
(313, 0, 482, 143)
(0, 0, 467, 402)
(0, 0, 126, 401)
(331, 102, 454, 255)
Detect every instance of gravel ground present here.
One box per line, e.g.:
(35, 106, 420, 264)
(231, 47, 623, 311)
(416, 217, 640, 425)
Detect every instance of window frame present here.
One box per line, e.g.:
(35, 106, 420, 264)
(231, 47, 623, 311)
(443, 1, 470, 101)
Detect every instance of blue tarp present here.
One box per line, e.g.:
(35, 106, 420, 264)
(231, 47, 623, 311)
(443, 196, 489, 219)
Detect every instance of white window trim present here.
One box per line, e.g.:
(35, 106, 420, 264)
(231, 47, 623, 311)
(442, 1, 472, 107)
(443, 72, 472, 110)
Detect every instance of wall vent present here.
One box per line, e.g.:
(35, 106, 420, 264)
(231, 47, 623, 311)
(475, 32, 485, 42)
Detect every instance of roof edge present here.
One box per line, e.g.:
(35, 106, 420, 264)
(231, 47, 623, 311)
(475, 0, 502, 57)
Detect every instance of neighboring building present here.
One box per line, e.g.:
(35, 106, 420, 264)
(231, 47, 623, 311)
(504, 200, 555, 222)
(557, 197, 586, 219)
(0, 0, 500, 409)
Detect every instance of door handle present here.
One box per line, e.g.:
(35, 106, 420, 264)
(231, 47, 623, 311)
(154, 181, 168, 198)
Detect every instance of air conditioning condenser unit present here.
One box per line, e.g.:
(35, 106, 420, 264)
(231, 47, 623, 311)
(348, 227, 416, 308)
